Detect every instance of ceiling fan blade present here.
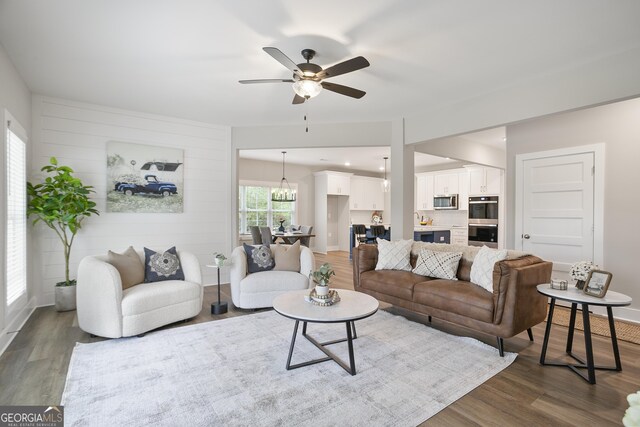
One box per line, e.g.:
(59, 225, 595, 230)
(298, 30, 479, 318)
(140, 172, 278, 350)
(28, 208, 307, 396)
(292, 94, 306, 104)
(239, 79, 295, 84)
(263, 47, 302, 77)
(321, 82, 366, 99)
(316, 56, 370, 79)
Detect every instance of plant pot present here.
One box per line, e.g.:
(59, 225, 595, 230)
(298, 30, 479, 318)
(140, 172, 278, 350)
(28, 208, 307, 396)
(55, 283, 77, 312)
(315, 284, 329, 297)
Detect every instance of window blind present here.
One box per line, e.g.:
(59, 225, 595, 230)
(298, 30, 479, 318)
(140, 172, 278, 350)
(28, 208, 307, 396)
(6, 124, 27, 307)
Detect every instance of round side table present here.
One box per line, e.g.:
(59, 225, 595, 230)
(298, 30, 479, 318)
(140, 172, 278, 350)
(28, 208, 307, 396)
(206, 264, 228, 315)
(536, 284, 632, 384)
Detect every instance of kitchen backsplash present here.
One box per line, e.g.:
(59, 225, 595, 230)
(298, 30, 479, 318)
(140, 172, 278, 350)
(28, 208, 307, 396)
(350, 210, 387, 225)
(417, 210, 467, 226)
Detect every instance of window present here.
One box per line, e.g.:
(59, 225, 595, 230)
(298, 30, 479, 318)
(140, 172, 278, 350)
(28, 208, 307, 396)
(238, 182, 297, 234)
(6, 120, 27, 308)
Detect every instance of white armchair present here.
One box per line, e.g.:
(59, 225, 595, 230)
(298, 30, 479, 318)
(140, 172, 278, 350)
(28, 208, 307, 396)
(77, 249, 203, 338)
(230, 245, 315, 309)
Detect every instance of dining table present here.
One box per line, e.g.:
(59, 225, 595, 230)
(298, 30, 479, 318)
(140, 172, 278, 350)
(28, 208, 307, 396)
(271, 232, 315, 245)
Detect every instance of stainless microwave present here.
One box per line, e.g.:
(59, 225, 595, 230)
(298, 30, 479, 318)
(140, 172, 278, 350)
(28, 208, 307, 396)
(433, 194, 458, 210)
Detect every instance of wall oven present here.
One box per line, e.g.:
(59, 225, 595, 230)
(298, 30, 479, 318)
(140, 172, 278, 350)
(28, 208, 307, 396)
(468, 224, 498, 248)
(433, 194, 458, 210)
(468, 196, 499, 248)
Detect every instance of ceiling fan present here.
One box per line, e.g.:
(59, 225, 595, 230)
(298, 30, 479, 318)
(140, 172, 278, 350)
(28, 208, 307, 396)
(239, 47, 370, 104)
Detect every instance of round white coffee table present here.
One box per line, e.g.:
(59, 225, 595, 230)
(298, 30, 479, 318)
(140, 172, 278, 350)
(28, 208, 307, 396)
(537, 284, 632, 384)
(273, 289, 379, 376)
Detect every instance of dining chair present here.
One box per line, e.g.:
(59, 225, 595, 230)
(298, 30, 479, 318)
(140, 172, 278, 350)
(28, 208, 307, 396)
(299, 225, 313, 247)
(352, 224, 368, 246)
(259, 227, 273, 246)
(249, 226, 262, 244)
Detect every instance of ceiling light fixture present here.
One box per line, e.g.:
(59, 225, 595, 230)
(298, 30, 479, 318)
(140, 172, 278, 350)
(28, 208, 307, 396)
(383, 156, 389, 193)
(272, 151, 296, 202)
(292, 79, 322, 99)
(345, 162, 351, 166)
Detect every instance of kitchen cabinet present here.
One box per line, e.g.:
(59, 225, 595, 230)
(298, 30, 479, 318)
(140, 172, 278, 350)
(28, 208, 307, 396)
(413, 230, 450, 244)
(451, 228, 468, 245)
(469, 167, 502, 195)
(326, 173, 351, 195)
(433, 172, 459, 195)
(350, 176, 384, 210)
(458, 171, 469, 210)
(416, 174, 434, 210)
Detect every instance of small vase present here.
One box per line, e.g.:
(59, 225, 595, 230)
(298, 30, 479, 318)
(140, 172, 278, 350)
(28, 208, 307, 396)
(575, 280, 586, 290)
(315, 284, 329, 296)
(278, 220, 286, 233)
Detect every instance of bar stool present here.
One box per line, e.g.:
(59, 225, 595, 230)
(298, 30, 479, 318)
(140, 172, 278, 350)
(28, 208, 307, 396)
(367, 225, 386, 244)
(352, 224, 368, 246)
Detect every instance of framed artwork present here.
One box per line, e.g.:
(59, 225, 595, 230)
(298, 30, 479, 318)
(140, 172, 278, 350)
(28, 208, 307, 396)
(583, 269, 613, 298)
(106, 141, 184, 213)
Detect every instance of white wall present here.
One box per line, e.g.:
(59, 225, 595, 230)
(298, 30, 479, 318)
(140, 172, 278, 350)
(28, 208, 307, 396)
(506, 97, 640, 317)
(0, 41, 32, 345)
(30, 96, 231, 304)
(238, 158, 315, 233)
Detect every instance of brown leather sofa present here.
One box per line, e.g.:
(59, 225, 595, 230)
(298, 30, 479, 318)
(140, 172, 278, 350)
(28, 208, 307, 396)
(352, 244, 552, 356)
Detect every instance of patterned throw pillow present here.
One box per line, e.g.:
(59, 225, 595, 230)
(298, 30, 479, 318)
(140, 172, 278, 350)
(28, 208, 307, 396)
(375, 238, 413, 271)
(412, 249, 463, 280)
(470, 246, 508, 292)
(243, 243, 275, 274)
(144, 247, 185, 283)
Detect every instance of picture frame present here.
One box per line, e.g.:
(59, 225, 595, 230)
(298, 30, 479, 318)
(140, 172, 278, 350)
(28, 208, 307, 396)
(583, 269, 613, 298)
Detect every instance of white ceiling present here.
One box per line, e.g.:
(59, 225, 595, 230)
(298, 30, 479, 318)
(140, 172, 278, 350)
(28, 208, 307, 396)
(457, 127, 505, 151)
(1, 1, 639, 127)
(240, 147, 457, 173)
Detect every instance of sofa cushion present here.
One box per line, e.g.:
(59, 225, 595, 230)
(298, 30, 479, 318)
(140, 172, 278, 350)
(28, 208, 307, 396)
(240, 270, 308, 294)
(413, 280, 494, 323)
(144, 247, 185, 283)
(470, 246, 508, 292)
(121, 280, 201, 317)
(375, 239, 413, 271)
(243, 243, 275, 273)
(108, 246, 144, 290)
(412, 249, 462, 280)
(272, 241, 301, 272)
(360, 270, 431, 300)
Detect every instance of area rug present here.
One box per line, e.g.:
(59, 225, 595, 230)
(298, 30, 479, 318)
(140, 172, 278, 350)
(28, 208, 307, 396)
(62, 310, 516, 426)
(551, 305, 640, 345)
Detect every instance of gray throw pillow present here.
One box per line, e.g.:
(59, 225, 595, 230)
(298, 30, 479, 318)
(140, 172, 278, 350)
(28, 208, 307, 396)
(243, 243, 275, 273)
(144, 247, 185, 283)
(107, 246, 144, 289)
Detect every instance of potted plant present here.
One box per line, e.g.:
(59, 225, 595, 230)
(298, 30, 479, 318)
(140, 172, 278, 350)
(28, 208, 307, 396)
(310, 263, 335, 296)
(213, 252, 227, 267)
(569, 260, 598, 290)
(27, 157, 99, 311)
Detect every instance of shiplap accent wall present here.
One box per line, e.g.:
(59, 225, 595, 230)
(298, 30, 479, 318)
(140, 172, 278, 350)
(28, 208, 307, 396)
(31, 96, 231, 305)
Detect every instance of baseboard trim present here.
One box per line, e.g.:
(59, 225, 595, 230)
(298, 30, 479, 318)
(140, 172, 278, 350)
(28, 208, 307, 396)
(0, 297, 37, 357)
(326, 245, 339, 251)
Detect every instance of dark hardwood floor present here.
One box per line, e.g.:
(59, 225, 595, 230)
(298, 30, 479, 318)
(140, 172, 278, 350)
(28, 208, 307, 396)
(0, 250, 638, 426)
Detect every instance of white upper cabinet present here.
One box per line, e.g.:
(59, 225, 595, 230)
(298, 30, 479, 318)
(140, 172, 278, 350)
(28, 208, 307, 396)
(433, 172, 459, 195)
(457, 171, 469, 210)
(416, 174, 434, 210)
(350, 176, 384, 210)
(469, 167, 502, 195)
(326, 173, 351, 195)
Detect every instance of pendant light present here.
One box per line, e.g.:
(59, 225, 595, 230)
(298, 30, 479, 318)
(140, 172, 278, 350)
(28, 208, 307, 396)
(272, 151, 296, 202)
(383, 156, 389, 192)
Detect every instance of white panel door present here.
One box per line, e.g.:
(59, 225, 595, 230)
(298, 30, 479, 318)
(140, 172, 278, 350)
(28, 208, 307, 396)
(521, 153, 594, 277)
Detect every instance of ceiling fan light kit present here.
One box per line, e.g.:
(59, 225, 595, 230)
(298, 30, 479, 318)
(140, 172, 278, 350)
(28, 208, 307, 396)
(239, 47, 370, 104)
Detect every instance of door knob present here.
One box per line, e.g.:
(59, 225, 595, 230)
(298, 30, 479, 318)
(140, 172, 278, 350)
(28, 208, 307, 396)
(523, 234, 530, 239)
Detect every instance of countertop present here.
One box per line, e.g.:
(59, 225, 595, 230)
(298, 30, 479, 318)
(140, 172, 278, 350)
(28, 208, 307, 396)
(414, 225, 467, 232)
